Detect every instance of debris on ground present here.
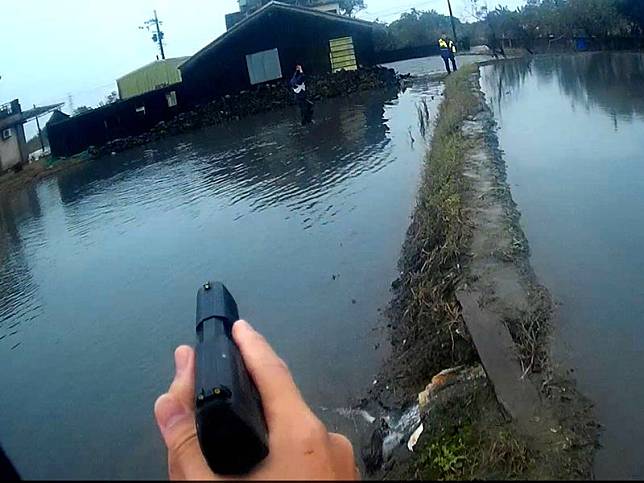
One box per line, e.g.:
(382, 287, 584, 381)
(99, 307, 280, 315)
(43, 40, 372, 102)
(407, 424, 424, 452)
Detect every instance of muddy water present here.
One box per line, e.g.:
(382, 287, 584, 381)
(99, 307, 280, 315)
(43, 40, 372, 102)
(0, 78, 444, 478)
(481, 52, 644, 479)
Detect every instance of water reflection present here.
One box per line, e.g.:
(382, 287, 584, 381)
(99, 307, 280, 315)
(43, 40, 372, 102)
(483, 53, 644, 124)
(53, 91, 398, 241)
(57, 91, 394, 211)
(481, 52, 644, 479)
(554, 53, 644, 120)
(0, 189, 43, 348)
(480, 58, 533, 116)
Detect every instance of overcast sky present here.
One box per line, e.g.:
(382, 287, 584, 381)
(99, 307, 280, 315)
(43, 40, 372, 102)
(1, 0, 525, 135)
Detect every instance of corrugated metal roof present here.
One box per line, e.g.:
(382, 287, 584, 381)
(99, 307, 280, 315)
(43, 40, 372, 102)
(117, 57, 189, 100)
(117, 57, 190, 82)
(180, 1, 376, 72)
(19, 103, 65, 122)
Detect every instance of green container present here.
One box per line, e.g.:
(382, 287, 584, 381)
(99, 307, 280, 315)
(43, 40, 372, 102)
(117, 57, 189, 100)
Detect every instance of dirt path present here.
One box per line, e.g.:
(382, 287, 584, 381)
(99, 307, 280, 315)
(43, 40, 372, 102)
(456, 83, 542, 426)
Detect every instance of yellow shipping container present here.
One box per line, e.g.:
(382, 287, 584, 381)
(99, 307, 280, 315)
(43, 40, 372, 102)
(117, 57, 189, 100)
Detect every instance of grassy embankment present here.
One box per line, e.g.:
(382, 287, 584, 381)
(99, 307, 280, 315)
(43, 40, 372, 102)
(386, 65, 479, 396)
(0, 155, 89, 195)
(382, 64, 595, 480)
(383, 65, 532, 480)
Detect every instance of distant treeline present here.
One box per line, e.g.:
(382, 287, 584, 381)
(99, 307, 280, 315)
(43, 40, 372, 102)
(374, 0, 644, 52)
(26, 131, 49, 154)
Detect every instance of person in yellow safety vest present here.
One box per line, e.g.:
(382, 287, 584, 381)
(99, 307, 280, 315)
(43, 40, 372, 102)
(438, 34, 458, 74)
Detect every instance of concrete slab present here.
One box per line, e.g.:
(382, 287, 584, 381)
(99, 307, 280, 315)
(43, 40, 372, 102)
(457, 289, 540, 423)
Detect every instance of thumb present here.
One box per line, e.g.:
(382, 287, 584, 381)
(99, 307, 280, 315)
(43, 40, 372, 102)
(155, 347, 216, 481)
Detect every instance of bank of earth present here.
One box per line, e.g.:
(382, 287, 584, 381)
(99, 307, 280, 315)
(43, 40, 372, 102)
(365, 64, 600, 480)
(0, 155, 89, 196)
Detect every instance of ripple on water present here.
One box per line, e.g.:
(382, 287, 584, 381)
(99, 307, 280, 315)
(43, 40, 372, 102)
(0, 86, 410, 344)
(0, 253, 42, 349)
(57, 94, 400, 242)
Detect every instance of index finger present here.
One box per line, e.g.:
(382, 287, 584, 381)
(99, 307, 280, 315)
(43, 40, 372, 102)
(232, 320, 310, 427)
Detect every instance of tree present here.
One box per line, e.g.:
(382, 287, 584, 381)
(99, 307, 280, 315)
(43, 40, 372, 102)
(339, 0, 365, 16)
(464, 0, 632, 45)
(374, 0, 638, 53)
(98, 91, 119, 107)
(26, 131, 49, 153)
(375, 9, 458, 50)
(617, 0, 644, 34)
(467, 1, 507, 55)
(73, 106, 93, 116)
(565, 0, 624, 38)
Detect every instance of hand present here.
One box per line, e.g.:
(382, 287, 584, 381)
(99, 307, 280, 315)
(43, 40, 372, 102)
(296, 65, 303, 74)
(154, 320, 359, 481)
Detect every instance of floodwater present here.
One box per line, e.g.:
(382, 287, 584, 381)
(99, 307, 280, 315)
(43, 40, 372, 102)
(386, 53, 490, 77)
(481, 52, 644, 479)
(0, 73, 444, 478)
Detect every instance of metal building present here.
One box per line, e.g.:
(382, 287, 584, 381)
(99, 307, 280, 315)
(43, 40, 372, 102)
(117, 57, 189, 100)
(181, 1, 376, 105)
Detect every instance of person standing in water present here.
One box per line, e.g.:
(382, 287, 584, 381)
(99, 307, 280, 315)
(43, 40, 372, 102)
(290, 64, 314, 125)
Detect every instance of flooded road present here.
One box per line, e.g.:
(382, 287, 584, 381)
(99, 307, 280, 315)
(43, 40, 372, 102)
(386, 54, 489, 76)
(481, 52, 644, 479)
(0, 76, 443, 478)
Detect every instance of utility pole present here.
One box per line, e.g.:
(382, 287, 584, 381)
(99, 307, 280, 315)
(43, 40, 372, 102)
(447, 0, 459, 44)
(33, 104, 45, 153)
(153, 10, 165, 60)
(67, 93, 74, 114)
(140, 10, 166, 60)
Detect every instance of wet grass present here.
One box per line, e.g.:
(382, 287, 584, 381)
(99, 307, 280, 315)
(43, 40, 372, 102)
(385, 65, 481, 393)
(414, 421, 537, 481)
(387, 374, 538, 481)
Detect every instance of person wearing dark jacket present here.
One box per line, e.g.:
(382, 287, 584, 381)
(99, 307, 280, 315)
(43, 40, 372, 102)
(290, 65, 314, 125)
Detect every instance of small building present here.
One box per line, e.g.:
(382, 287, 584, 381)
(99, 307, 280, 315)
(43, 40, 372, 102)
(0, 101, 63, 171)
(0, 100, 28, 173)
(46, 109, 70, 127)
(48, 84, 183, 158)
(182, 1, 376, 105)
(116, 57, 189, 100)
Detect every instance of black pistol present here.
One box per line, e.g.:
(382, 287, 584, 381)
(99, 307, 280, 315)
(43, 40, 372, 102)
(195, 282, 268, 475)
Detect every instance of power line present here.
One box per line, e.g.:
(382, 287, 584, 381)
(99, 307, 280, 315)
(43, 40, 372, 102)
(366, 0, 436, 16)
(360, 0, 441, 20)
(32, 82, 116, 108)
